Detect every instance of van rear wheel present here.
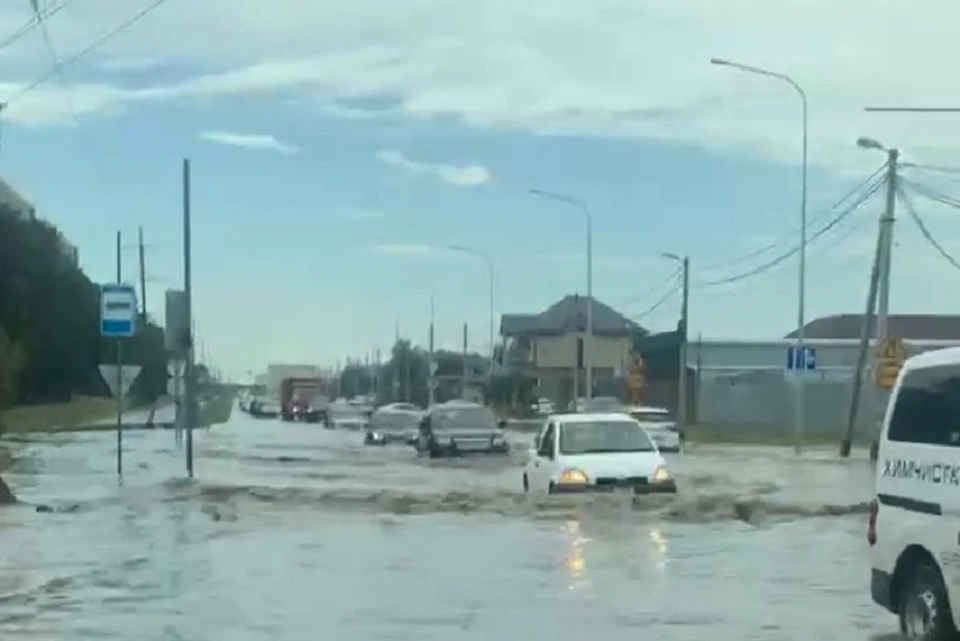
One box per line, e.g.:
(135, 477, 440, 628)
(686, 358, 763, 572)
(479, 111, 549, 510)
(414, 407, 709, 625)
(899, 563, 958, 640)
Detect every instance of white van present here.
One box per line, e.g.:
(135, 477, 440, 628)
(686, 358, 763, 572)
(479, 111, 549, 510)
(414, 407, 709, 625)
(870, 346, 960, 639)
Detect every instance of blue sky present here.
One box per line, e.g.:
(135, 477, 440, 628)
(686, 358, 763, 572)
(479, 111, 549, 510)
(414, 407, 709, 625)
(5, 0, 960, 379)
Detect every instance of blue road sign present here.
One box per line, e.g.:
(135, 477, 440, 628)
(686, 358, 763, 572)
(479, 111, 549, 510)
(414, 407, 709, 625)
(100, 283, 138, 338)
(787, 345, 816, 371)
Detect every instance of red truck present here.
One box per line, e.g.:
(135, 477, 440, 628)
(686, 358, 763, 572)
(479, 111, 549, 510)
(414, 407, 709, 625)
(280, 377, 330, 424)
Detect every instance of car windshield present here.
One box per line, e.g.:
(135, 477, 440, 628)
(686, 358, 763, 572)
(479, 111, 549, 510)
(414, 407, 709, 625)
(559, 420, 655, 454)
(628, 410, 673, 424)
(433, 406, 497, 430)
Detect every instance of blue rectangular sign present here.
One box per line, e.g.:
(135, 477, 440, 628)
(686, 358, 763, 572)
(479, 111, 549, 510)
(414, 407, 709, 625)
(100, 284, 138, 339)
(786, 345, 816, 371)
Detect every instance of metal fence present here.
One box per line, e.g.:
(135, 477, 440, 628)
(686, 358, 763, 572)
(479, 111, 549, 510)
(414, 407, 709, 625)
(689, 339, 960, 441)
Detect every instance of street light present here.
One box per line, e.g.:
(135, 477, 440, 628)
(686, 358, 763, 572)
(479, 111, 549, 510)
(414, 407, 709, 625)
(661, 253, 690, 439)
(529, 188, 594, 399)
(711, 57, 809, 454)
(446, 244, 495, 377)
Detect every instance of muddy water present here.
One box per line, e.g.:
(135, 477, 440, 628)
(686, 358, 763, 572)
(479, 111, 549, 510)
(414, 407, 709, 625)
(0, 415, 899, 640)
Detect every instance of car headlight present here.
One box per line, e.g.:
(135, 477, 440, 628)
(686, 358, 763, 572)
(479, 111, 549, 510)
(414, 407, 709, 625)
(653, 466, 672, 483)
(491, 434, 504, 445)
(558, 468, 589, 484)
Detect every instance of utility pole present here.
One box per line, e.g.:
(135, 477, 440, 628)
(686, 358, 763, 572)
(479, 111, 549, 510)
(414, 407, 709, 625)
(872, 148, 899, 459)
(462, 322, 468, 399)
(428, 295, 436, 407)
(115, 230, 123, 478)
(677, 256, 690, 439)
(841, 223, 883, 457)
(137, 226, 147, 321)
(841, 145, 897, 458)
(182, 158, 196, 478)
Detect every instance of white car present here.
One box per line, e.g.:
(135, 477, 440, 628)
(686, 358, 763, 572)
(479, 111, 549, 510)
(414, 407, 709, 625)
(623, 405, 682, 453)
(530, 397, 555, 415)
(869, 346, 960, 639)
(522, 413, 676, 495)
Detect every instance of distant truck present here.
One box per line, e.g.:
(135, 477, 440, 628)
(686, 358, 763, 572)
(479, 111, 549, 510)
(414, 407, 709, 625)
(280, 377, 330, 424)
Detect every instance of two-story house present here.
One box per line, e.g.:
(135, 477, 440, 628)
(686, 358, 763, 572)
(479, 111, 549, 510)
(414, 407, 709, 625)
(499, 294, 645, 404)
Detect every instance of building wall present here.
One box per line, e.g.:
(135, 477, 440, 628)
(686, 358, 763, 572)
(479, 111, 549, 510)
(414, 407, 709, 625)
(535, 333, 631, 369)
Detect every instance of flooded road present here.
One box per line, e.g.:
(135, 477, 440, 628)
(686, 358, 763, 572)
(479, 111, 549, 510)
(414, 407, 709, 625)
(0, 413, 895, 640)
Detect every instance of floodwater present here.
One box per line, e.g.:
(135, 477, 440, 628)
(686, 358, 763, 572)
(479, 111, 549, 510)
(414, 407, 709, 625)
(0, 411, 899, 640)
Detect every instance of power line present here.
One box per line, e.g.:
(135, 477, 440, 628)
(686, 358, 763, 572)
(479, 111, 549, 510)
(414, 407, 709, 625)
(631, 277, 681, 320)
(618, 265, 681, 308)
(0, 0, 69, 55)
(897, 185, 960, 272)
(4, 0, 173, 105)
(698, 175, 885, 287)
(701, 162, 888, 271)
(902, 179, 960, 212)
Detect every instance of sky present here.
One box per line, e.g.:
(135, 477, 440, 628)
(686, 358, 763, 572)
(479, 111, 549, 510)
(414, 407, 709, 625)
(4, 0, 960, 380)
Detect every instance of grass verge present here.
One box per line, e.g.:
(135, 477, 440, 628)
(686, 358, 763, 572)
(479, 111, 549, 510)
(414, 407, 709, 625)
(200, 394, 234, 427)
(0, 395, 118, 433)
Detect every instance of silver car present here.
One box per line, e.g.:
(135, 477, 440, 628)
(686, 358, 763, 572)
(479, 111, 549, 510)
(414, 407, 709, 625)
(365, 406, 422, 445)
(416, 402, 509, 458)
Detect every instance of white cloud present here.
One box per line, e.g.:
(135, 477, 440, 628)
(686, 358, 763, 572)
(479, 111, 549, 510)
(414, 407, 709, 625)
(375, 149, 491, 187)
(368, 243, 434, 255)
(198, 130, 299, 154)
(4, 0, 960, 172)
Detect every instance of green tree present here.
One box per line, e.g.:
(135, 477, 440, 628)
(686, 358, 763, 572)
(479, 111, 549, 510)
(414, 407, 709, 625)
(0, 203, 167, 406)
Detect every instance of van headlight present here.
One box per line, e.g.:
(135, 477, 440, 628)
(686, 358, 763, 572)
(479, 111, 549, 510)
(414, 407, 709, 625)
(558, 468, 589, 484)
(653, 466, 671, 483)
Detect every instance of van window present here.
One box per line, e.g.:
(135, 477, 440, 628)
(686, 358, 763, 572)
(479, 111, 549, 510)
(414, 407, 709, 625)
(888, 364, 960, 446)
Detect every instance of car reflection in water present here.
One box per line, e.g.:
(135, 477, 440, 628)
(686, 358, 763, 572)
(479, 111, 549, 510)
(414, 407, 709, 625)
(563, 519, 591, 590)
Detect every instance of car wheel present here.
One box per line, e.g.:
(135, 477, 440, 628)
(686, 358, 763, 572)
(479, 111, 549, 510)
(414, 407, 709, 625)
(363, 432, 373, 445)
(899, 563, 957, 640)
(522, 474, 529, 493)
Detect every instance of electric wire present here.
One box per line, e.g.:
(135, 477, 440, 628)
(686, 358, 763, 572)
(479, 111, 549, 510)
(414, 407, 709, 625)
(700, 162, 889, 271)
(898, 184, 960, 271)
(3, 0, 172, 105)
(698, 175, 885, 287)
(618, 265, 682, 308)
(902, 179, 960, 212)
(0, 0, 69, 56)
(631, 276, 681, 320)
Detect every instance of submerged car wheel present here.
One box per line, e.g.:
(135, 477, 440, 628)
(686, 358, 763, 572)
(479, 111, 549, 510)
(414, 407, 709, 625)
(522, 474, 529, 493)
(899, 563, 957, 640)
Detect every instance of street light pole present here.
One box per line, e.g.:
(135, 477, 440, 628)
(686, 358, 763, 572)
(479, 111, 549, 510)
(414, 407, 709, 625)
(447, 245, 495, 377)
(662, 253, 690, 439)
(529, 188, 595, 399)
(711, 57, 809, 454)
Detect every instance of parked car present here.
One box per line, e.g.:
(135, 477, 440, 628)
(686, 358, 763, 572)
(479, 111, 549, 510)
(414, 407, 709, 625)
(365, 406, 422, 445)
(415, 401, 509, 458)
(522, 412, 676, 495)
(869, 346, 960, 639)
(530, 397, 555, 416)
(623, 405, 682, 452)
